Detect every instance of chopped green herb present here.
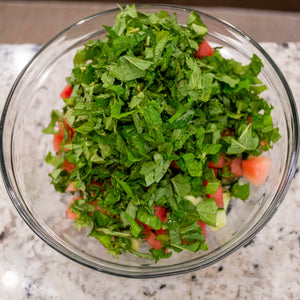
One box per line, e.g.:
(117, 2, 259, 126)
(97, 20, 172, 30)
(44, 5, 279, 262)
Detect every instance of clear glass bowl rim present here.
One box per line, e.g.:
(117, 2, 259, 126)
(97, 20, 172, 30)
(0, 4, 299, 278)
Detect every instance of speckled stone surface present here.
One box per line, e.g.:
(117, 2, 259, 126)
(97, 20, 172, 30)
(0, 43, 299, 300)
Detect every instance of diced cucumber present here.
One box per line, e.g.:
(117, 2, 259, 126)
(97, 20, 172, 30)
(184, 195, 203, 206)
(223, 190, 231, 211)
(215, 209, 227, 228)
(130, 237, 140, 251)
(209, 209, 227, 232)
(209, 190, 230, 231)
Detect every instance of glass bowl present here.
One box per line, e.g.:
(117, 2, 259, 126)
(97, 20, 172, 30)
(0, 4, 298, 278)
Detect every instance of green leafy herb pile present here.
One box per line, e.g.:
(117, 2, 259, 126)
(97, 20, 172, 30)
(43, 5, 280, 262)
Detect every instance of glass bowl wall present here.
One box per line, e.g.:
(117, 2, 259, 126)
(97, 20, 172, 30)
(0, 5, 298, 278)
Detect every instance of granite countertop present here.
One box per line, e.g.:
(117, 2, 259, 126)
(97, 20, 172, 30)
(0, 43, 299, 299)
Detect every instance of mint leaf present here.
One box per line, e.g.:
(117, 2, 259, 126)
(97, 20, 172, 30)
(182, 153, 203, 177)
(196, 199, 219, 227)
(140, 153, 170, 186)
(226, 137, 246, 155)
(237, 124, 259, 151)
(75, 119, 95, 134)
(171, 174, 192, 197)
(230, 181, 250, 201)
(45, 152, 65, 167)
(150, 248, 172, 262)
(91, 231, 112, 248)
(137, 206, 162, 230)
(124, 212, 142, 238)
(43, 110, 64, 134)
(93, 210, 112, 227)
(123, 55, 154, 70)
(215, 74, 239, 88)
(205, 180, 220, 194)
(108, 57, 145, 82)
